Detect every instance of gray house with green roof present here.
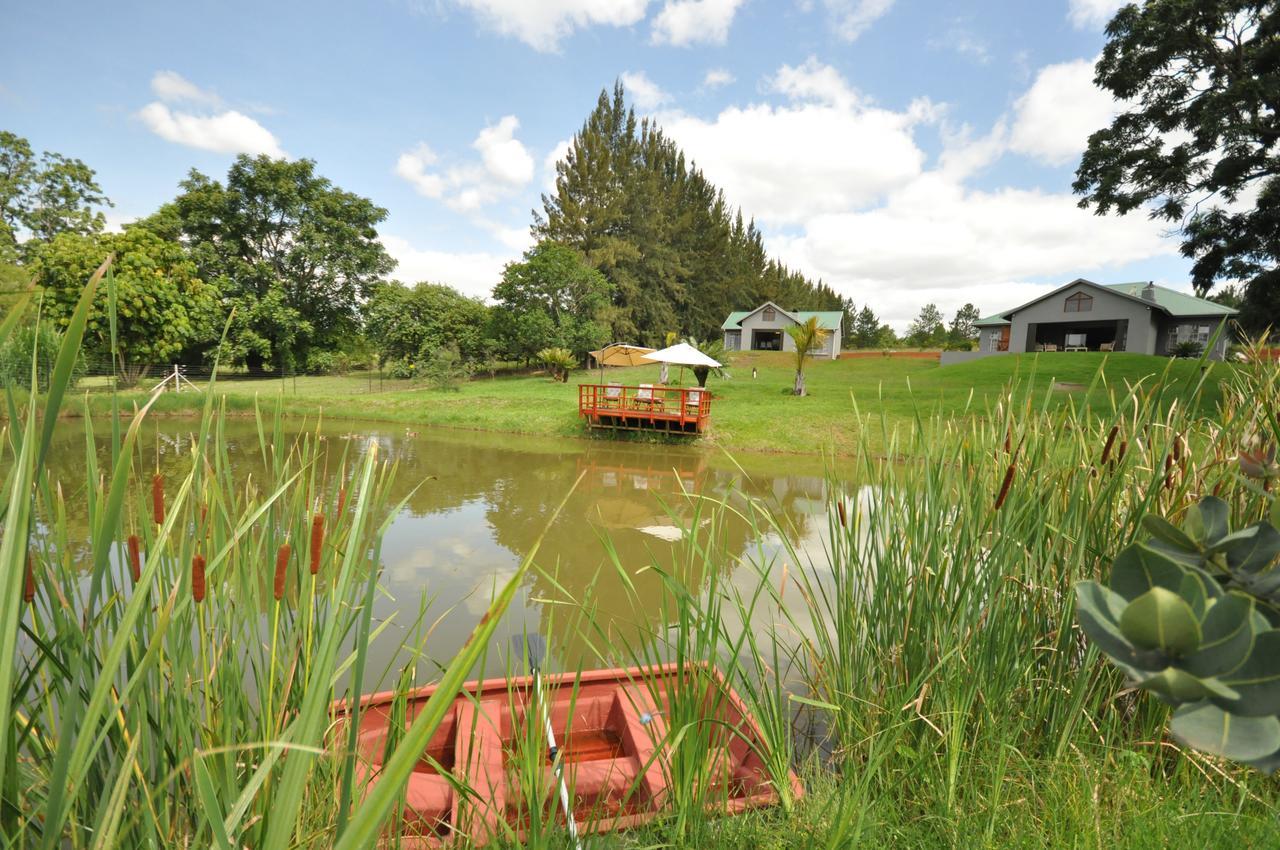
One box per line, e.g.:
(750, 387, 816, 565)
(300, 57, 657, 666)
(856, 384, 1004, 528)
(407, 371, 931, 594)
(971, 279, 1236, 361)
(722, 302, 844, 360)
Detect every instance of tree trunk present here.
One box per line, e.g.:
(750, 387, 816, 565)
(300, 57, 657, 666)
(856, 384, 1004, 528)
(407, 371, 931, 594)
(660, 363, 669, 384)
(693, 366, 709, 387)
(794, 369, 806, 396)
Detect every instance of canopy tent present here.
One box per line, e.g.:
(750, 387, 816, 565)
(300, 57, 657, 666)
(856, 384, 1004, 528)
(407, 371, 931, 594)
(641, 342, 722, 386)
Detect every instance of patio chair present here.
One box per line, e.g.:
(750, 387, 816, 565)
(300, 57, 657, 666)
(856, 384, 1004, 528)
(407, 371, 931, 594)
(1099, 342, 1115, 352)
(604, 382, 622, 407)
(1043, 343, 1058, 352)
(684, 388, 703, 413)
(635, 384, 654, 409)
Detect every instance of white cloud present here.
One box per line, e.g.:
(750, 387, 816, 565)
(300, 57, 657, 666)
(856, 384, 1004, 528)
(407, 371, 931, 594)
(1068, 0, 1125, 28)
(620, 71, 671, 111)
(655, 56, 1175, 329)
(818, 0, 896, 41)
(447, 0, 651, 51)
(395, 116, 534, 212)
(138, 71, 284, 157)
(1009, 57, 1117, 165)
(138, 102, 286, 157)
(702, 68, 735, 88)
(651, 0, 745, 46)
(380, 234, 513, 298)
(150, 71, 221, 106)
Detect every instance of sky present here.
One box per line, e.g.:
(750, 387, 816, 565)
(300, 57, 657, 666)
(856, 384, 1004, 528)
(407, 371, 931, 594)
(1, 0, 1184, 330)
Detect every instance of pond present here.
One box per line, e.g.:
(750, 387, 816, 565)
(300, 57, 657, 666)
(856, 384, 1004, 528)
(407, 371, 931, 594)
(36, 418, 846, 687)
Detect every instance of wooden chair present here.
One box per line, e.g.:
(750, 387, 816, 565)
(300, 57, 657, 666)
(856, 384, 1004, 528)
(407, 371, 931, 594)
(635, 384, 654, 410)
(684, 388, 703, 415)
(1043, 343, 1059, 352)
(1099, 342, 1115, 352)
(604, 383, 622, 408)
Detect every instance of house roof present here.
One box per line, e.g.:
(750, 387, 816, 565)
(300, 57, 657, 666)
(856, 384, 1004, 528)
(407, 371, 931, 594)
(974, 314, 1010, 327)
(988, 278, 1237, 322)
(722, 302, 844, 330)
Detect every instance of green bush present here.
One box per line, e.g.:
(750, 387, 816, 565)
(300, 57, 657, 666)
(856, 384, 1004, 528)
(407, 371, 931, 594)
(305, 350, 354, 376)
(386, 357, 416, 380)
(421, 345, 472, 390)
(1171, 340, 1204, 358)
(0, 320, 82, 391)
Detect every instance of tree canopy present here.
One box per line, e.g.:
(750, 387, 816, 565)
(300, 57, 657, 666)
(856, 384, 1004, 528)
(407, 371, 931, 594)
(0, 131, 110, 256)
(1073, 1, 1279, 329)
(536, 82, 844, 344)
(491, 242, 612, 361)
(159, 155, 395, 372)
(31, 228, 217, 384)
(906, 304, 946, 347)
(365, 281, 491, 366)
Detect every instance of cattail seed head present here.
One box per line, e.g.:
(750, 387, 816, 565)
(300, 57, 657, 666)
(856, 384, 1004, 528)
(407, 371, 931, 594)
(336, 487, 347, 517)
(1099, 426, 1119, 465)
(191, 554, 206, 603)
(23, 553, 35, 604)
(151, 474, 165, 525)
(994, 464, 1016, 511)
(836, 499, 847, 528)
(274, 543, 290, 601)
(1116, 440, 1128, 463)
(127, 534, 142, 583)
(309, 514, 325, 576)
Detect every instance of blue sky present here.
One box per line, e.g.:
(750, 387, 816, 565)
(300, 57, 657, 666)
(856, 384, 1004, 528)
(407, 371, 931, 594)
(2, 0, 1184, 328)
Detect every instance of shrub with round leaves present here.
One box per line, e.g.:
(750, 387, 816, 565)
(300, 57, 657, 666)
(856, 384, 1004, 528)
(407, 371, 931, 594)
(1076, 496, 1280, 772)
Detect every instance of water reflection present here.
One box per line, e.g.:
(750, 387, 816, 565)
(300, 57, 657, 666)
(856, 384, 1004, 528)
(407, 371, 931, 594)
(37, 419, 842, 681)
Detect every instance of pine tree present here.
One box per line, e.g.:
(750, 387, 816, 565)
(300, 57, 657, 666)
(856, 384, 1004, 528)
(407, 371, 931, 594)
(536, 81, 844, 345)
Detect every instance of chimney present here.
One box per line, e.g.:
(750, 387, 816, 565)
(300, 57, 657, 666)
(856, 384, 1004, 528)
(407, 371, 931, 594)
(1141, 281, 1157, 302)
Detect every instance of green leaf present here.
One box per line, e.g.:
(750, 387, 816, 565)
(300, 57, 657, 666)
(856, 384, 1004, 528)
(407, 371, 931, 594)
(1212, 525, 1280, 575)
(1110, 544, 1188, 600)
(1184, 593, 1256, 678)
(1119, 587, 1202, 655)
(1140, 668, 1236, 703)
(1143, 515, 1200, 553)
(1185, 497, 1230, 544)
(1170, 702, 1280, 762)
(1217, 631, 1280, 717)
(1076, 581, 1145, 667)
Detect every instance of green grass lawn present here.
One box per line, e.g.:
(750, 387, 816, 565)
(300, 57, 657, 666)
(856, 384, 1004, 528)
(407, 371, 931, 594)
(74, 350, 1231, 456)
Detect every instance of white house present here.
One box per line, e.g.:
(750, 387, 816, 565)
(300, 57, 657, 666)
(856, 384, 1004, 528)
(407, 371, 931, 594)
(721, 302, 844, 360)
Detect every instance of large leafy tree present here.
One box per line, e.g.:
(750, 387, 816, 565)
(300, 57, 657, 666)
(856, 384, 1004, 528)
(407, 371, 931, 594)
(1073, 2, 1279, 329)
(30, 228, 218, 385)
(364, 281, 491, 365)
(0, 130, 110, 254)
(491, 242, 611, 361)
(948, 303, 982, 348)
(160, 155, 394, 372)
(850, 305, 884, 349)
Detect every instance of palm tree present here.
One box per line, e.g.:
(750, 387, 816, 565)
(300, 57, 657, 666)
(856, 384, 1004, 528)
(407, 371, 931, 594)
(681, 336, 728, 388)
(536, 347, 575, 382)
(785, 317, 830, 396)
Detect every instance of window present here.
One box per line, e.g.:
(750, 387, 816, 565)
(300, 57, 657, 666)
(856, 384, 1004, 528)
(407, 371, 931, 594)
(763, 306, 776, 322)
(1064, 292, 1093, 313)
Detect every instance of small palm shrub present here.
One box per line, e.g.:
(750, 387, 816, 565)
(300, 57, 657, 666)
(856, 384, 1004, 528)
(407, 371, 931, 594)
(536, 346, 574, 382)
(1171, 340, 1204, 358)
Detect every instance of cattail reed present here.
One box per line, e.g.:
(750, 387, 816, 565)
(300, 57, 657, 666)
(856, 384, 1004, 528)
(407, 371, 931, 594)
(336, 487, 347, 517)
(1164, 453, 1174, 489)
(836, 498, 847, 528)
(309, 514, 325, 575)
(127, 534, 142, 582)
(191, 554, 206, 603)
(1099, 426, 1119, 465)
(151, 473, 165, 525)
(274, 543, 290, 601)
(23, 553, 35, 604)
(994, 464, 1016, 510)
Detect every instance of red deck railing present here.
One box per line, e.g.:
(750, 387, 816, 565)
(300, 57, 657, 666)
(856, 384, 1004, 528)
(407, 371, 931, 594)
(578, 384, 712, 434)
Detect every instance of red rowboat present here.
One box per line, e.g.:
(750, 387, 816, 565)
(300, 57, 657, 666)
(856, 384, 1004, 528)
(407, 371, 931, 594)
(333, 662, 802, 847)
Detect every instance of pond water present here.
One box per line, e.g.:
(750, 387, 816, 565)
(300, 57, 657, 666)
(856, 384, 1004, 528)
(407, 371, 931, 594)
(36, 418, 845, 685)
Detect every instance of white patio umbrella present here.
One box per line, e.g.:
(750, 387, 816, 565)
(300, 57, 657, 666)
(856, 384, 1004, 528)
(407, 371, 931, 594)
(641, 342, 721, 385)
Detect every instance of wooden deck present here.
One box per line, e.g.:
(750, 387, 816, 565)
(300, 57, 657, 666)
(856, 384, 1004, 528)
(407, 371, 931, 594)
(578, 384, 711, 435)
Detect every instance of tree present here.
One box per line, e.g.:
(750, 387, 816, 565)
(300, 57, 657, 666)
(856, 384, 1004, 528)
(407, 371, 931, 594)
(948, 303, 982, 349)
(681, 336, 728, 388)
(536, 82, 845, 344)
(364, 281, 490, 365)
(1073, 2, 1280, 330)
(0, 131, 111, 253)
(30, 228, 217, 385)
(906, 304, 945, 348)
(851, 306, 882, 349)
(160, 155, 394, 372)
(536, 347, 576, 382)
(492, 242, 611, 361)
(785, 316, 830, 397)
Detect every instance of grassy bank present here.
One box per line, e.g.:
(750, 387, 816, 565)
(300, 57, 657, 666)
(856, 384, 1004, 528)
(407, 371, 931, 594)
(68, 350, 1230, 457)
